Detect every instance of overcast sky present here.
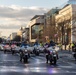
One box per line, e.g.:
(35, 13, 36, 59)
(0, 0, 68, 37)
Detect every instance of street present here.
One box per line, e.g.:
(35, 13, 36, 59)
(0, 51, 76, 75)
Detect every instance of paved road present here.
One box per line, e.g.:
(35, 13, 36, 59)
(0, 51, 76, 75)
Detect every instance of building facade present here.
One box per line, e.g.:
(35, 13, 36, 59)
(10, 32, 17, 40)
(55, 4, 76, 49)
(22, 27, 29, 42)
(44, 8, 60, 43)
(28, 15, 44, 42)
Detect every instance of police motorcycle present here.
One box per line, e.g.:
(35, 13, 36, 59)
(72, 46, 76, 61)
(38, 45, 45, 53)
(46, 46, 59, 65)
(11, 44, 18, 55)
(20, 46, 29, 63)
(25, 45, 34, 56)
(33, 45, 40, 56)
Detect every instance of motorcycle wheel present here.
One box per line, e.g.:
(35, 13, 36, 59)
(23, 56, 28, 63)
(53, 58, 57, 65)
(12, 51, 14, 55)
(4, 50, 6, 54)
(50, 60, 52, 65)
(28, 53, 30, 58)
(35, 52, 39, 56)
(74, 54, 76, 61)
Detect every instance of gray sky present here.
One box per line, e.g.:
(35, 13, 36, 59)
(0, 0, 68, 37)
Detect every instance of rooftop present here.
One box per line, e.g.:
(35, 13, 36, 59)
(30, 15, 44, 20)
(59, 0, 76, 9)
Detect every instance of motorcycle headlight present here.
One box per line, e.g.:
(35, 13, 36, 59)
(36, 48, 38, 49)
(52, 46, 55, 49)
(37, 49, 39, 51)
(25, 50, 27, 52)
(50, 51, 53, 54)
(53, 50, 56, 53)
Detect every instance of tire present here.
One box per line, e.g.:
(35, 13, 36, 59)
(53, 57, 57, 65)
(20, 56, 22, 62)
(36, 52, 39, 56)
(23, 55, 28, 63)
(28, 53, 30, 58)
(50, 60, 52, 65)
(4, 50, 6, 54)
(74, 54, 76, 60)
(49, 55, 52, 65)
(12, 50, 15, 55)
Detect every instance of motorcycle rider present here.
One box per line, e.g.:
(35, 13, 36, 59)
(45, 40, 59, 63)
(20, 41, 27, 62)
(45, 40, 55, 63)
(33, 41, 39, 53)
(48, 40, 56, 47)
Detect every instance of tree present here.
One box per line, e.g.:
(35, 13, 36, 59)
(13, 35, 21, 42)
(43, 14, 56, 42)
(55, 12, 72, 44)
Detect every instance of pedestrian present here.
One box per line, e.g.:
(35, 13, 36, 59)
(71, 42, 75, 52)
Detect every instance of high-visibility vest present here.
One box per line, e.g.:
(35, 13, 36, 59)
(71, 43, 74, 47)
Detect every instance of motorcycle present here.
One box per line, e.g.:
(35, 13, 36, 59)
(33, 45, 40, 56)
(20, 50, 28, 63)
(46, 47, 58, 65)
